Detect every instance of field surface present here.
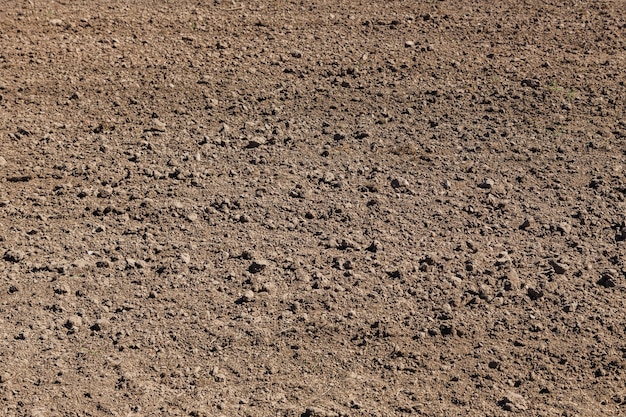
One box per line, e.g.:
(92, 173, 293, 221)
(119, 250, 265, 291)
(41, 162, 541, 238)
(1, 1, 626, 416)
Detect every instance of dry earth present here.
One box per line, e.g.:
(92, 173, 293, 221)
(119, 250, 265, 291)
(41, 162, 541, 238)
(1, 0, 626, 416)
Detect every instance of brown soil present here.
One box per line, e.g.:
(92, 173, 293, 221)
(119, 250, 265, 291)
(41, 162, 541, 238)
(1, 1, 626, 416)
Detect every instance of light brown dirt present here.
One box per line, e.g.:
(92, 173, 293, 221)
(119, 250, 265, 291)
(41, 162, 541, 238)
(1, 1, 626, 416)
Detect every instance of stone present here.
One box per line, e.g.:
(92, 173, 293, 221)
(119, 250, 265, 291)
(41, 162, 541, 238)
(245, 136, 266, 148)
(519, 218, 533, 230)
(499, 392, 527, 412)
(597, 269, 618, 288)
(97, 187, 113, 198)
(242, 290, 255, 302)
(0, 156, 6, 165)
(65, 315, 83, 330)
(391, 177, 410, 189)
(249, 259, 269, 273)
(151, 119, 167, 132)
(548, 259, 568, 275)
(478, 178, 495, 189)
(527, 287, 544, 300)
(557, 222, 572, 234)
(3, 249, 25, 263)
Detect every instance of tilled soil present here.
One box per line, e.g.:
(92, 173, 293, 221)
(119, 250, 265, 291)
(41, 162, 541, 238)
(1, 0, 626, 416)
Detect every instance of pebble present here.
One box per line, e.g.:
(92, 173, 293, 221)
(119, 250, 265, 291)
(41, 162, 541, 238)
(3, 249, 25, 263)
(366, 240, 382, 253)
(478, 178, 495, 189)
(519, 218, 533, 230)
(0, 372, 10, 384)
(151, 119, 167, 132)
(597, 269, 618, 288)
(557, 222, 571, 234)
(0, 156, 6, 165)
(499, 392, 527, 412)
(97, 187, 113, 198)
(246, 136, 266, 148)
(65, 315, 83, 330)
(302, 407, 338, 417)
(242, 290, 255, 302)
(248, 259, 269, 273)
(504, 269, 520, 290)
(404, 40, 415, 48)
(563, 301, 578, 312)
(90, 319, 107, 332)
(548, 259, 568, 275)
(391, 177, 410, 189)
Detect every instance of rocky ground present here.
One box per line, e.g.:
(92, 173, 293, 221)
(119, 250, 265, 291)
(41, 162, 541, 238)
(1, 0, 625, 416)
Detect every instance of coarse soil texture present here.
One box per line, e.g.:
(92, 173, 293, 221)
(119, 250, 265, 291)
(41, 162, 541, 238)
(1, 0, 626, 416)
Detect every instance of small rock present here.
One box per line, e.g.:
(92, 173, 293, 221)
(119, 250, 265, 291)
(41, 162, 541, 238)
(49, 18, 64, 26)
(499, 392, 527, 412)
(54, 283, 70, 295)
(0, 156, 6, 165)
(391, 177, 410, 189)
(302, 407, 338, 417)
(245, 136, 266, 148)
(478, 178, 495, 189)
(65, 315, 83, 330)
(3, 249, 25, 263)
(521, 79, 540, 89)
(179, 253, 191, 264)
(97, 187, 113, 198)
(503, 269, 520, 290)
(90, 319, 107, 332)
(563, 301, 578, 312)
(366, 240, 382, 253)
(151, 119, 167, 132)
(249, 259, 269, 273)
(0, 372, 10, 384)
(404, 40, 415, 48)
(548, 259, 568, 275)
(527, 287, 544, 300)
(519, 218, 533, 230)
(242, 290, 255, 302)
(338, 238, 360, 251)
(322, 172, 335, 184)
(557, 222, 572, 234)
(597, 269, 618, 288)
